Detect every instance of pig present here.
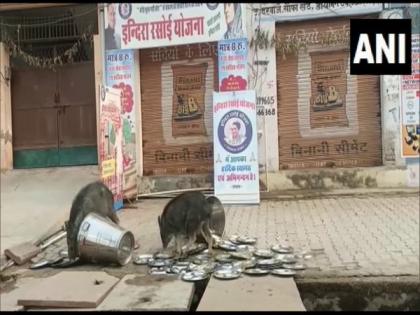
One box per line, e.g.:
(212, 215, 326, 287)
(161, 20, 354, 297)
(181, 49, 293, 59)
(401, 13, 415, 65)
(157, 191, 213, 258)
(66, 181, 119, 261)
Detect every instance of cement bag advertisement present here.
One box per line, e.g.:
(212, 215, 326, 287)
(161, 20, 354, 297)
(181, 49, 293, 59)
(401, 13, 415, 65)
(99, 85, 124, 210)
(213, 90, 260, 204)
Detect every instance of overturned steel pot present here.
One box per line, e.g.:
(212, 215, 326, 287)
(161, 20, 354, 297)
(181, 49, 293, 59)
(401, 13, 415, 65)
(77, 212, 134, 266)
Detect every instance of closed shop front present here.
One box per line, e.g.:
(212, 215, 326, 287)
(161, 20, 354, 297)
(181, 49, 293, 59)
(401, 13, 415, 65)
(276, 16, 382, 170)
(140, 43, 218, 176)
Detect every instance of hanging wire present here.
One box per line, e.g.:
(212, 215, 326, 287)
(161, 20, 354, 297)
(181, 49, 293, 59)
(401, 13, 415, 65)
(0, 6, 98, 28)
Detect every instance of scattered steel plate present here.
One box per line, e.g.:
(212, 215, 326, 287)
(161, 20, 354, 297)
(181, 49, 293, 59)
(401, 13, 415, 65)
(253, 249, 274, 258)
(213, 269, 241, 280)
(283, 263, 306, 270)
(237, 236, 257, 245)
(218, 241, 238, 251)
(154, 252, 174, 260)
(243, 268, 270, 276)
(229, 235, 241, 244)
(271, 268, 296, 277)
(271, 244, 293, 254)
(280, 254, 298, 264)
(215, 254, 233, 263)
(236, 244, 256, 253)
(186, 243, 208, 255)
(133, 254, 153, 265)
(182, 271, 210, 282)
(30, 260, 51, 269)
(149, 267, 168, 275)
(58, 249, 68, 258)
(230, 251, 252, 260)
(241, 258, 257, 269)
(148, 259, 168, 268)
(256, 258, 282, 266)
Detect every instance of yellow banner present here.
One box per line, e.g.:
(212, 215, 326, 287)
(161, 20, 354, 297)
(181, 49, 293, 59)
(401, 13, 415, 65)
(102, 159, 116, 179)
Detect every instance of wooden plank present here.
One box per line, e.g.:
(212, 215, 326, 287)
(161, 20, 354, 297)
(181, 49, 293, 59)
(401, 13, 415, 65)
(0, 277, 39, 311)
(17, 271, 120, 308)
(4, 242, 41, 265)
(97, 274, 195, 311)
(197, 276, 306, 311)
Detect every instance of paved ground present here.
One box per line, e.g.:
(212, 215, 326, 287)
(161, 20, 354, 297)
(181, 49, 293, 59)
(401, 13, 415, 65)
(1, 166, 99, 251)
(224, 194, 419, 278)
(20, 192, 419, 279)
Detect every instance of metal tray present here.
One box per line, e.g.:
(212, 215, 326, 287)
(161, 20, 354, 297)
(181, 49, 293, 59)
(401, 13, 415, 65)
(271, 268, 296, 277)
(243, 268, 270, 276)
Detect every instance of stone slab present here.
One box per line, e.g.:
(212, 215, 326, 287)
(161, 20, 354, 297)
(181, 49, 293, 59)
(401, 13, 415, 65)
(17, 271, 120, 308)
(98, 274, 194, 311)
(197, 275, 306, 311)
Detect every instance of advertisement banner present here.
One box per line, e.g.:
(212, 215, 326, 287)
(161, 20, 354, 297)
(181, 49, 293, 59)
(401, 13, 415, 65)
(401, 33, 420, 158)
(105, 49, 138, 198)
(99, 85, 124, 210)
(218, 38, 248, 92)
(104, 3, 246, 50)
(213, 90, 260, 204)
(253, 3, 383, 22)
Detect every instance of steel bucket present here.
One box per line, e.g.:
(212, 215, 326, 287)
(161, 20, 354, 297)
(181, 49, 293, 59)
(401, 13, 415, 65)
(77, 212, 134, 266)
(198, 195, 225, 243)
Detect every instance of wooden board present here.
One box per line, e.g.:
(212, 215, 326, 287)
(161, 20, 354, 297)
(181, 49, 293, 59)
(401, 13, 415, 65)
(4, 242, 41, 265)
(197, 275, 306, 311)
(17, 271, 120, 308)
(98, 274, 195, 311)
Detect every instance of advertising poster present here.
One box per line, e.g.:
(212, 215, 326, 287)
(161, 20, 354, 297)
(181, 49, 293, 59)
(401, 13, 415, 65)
(401, 33, 420, 158)
(213, 90, 260, 204)
(105, 49, 137, 198)
(104, 3, 246, 50)
(99, 85, 124, 210)
(218, 38, 248, 92)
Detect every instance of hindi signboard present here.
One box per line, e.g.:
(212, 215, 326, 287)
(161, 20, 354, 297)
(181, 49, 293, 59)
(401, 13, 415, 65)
(253, 3, 383, 21)
(401, 33, 420, 158)
(218, 38, 248, 92)
(99, 85, 124, 210)
(105, 49, 138, 198)
(213, 90, 260, 204)
(104, 3, 246, 50)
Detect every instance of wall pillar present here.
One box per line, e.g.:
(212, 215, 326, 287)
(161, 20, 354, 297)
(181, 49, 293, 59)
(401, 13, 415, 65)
(0, 42, 13, 170)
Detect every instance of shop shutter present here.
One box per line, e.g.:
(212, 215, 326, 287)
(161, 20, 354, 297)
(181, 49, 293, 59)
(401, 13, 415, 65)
(140, 43, 218, 176)
(276, 16, 382, 170)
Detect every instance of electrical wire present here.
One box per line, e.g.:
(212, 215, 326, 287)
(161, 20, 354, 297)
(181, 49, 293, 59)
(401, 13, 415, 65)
(0, 5, 98, 28)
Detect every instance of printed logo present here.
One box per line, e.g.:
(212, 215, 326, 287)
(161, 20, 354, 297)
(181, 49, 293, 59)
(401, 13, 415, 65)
(350, 19, 411, 75)
(207, 3, 219, 10)
(218, 110, 252, 154)
(119, 3, 132, 19)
